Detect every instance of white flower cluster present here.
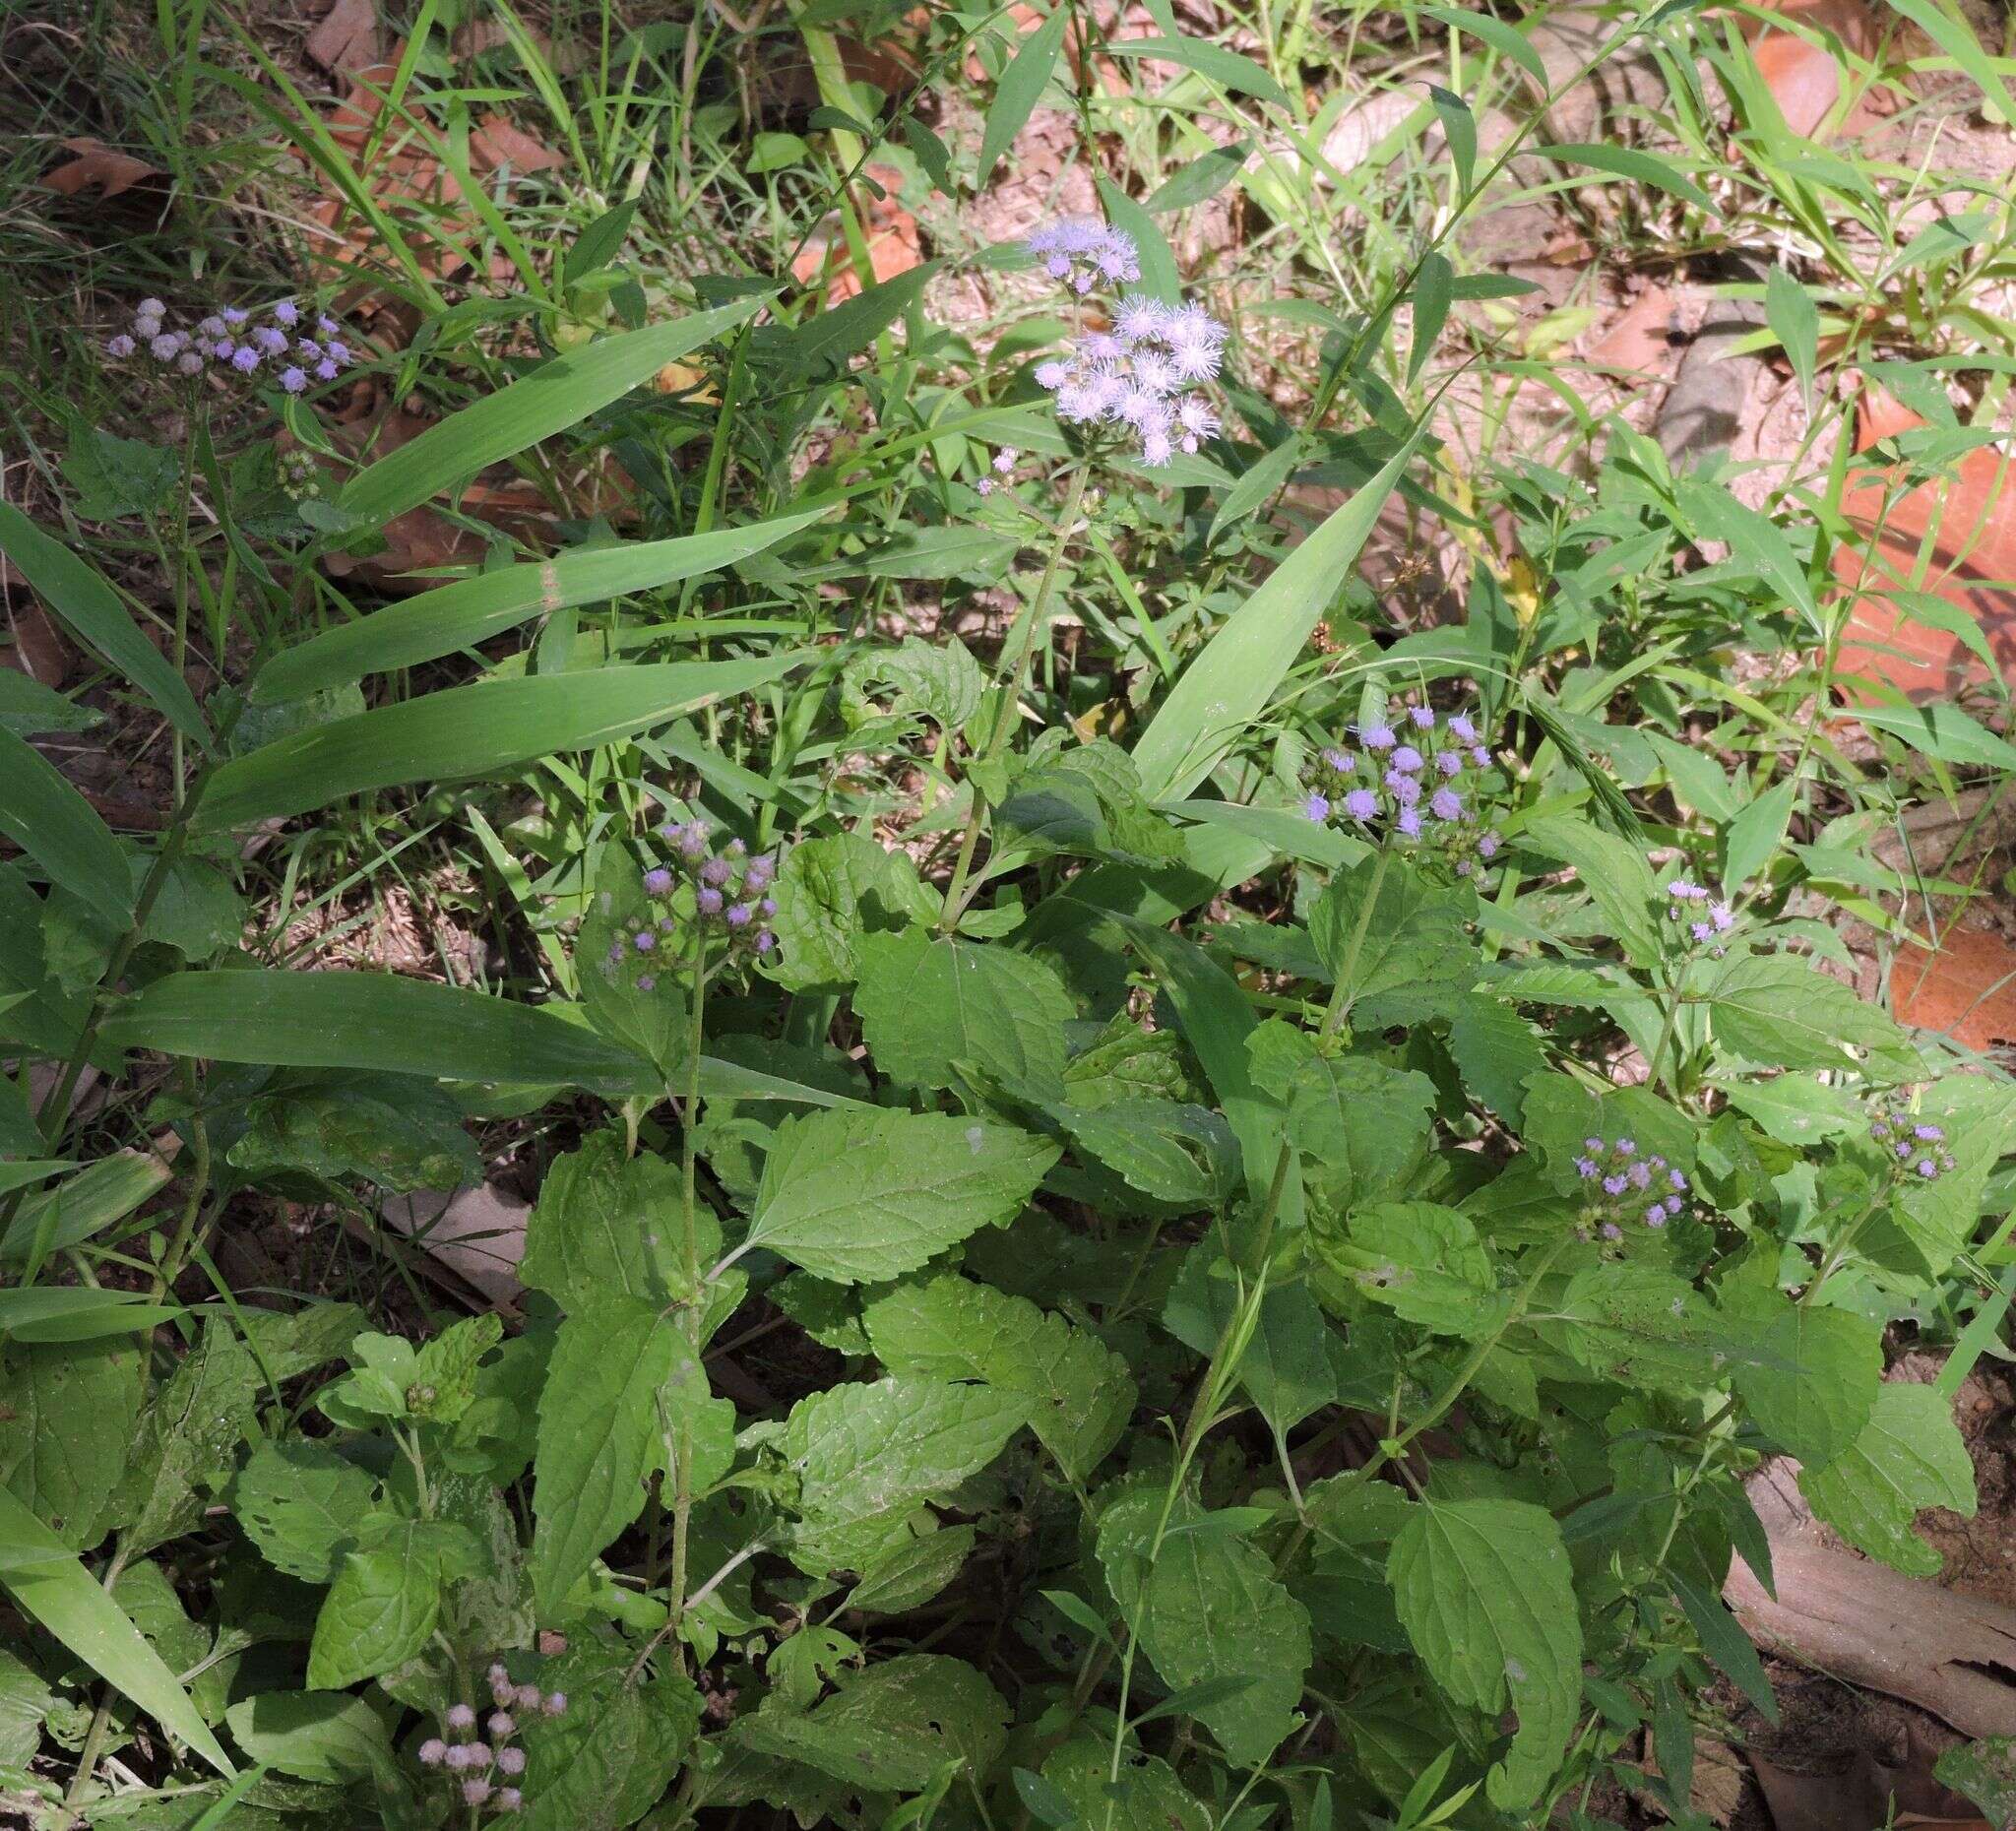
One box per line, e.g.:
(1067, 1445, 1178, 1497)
(1025, 220, 1225, 469)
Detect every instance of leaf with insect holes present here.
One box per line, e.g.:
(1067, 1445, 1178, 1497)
(529, 1296, 679, 1615)
(743, 1107, 1057, 1286)
(1097, 1486, 1311, 1767)
(732, 1655, 1008, 1791)
(861, 1274, 1135, 1484)
(0, 1337, 144, 1549)
(1798, 1382, 1977, 1576)
(112, 1323, 261, 1557)
(768, 832, 941, 994)
(227, 1074, 481, 1194)
(780, 1374, 1026, 1575)
(1040, 1737, 1211, 1831)
(1389, 1497, 1583, 1809)
(852, 927, 1075, 1103)
(232, 1440, 379, 1584)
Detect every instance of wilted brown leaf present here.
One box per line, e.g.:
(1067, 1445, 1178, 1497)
(42, 137, 161, 200)
(1833, 387, 2016, 703)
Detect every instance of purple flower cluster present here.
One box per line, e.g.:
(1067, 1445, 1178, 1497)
(1570, 1136, 1690, 1243)
(416, 1666, 567, 1812)
(105, 296, 354, 393)
(1867, 1091, 1955, 1181)
(1302, 703, 1501, 871)
(1025, 220, 1225, 470)
(1665, 878, 1734, 955)
(600, 824, 780, 993)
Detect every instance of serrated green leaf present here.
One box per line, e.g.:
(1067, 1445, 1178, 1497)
(1041, 1737, 1210, 1831)
(1058, 1099, 1239, 1206)
(781, 1374, 1025, 1574)
(1097, 1487, 1311, 1767)
(306, 1524, 455, 1689)
(0, 1335, 144, 1548)
(227, 1074, 479, 1193)
(1798, 1381, 1976, 1575)
(768, 831, 940, 994)
(1389, 1497, 1582, 1809)
(224, 1690, 402, 1786)
(744, 1107, 1058, 1285)
(530, 1296, 679, 1614)
(845, 1524, 977, 1615)
(113, 1323, 260, 1557)
(1705, 954, 1918, 1074)
(516, 1644, 701, 1831)
(1732, 1301, 1881, 1466)
(1449, 995, 1546, 1123)
(734, 1654, 1007, 1790)
(232, 1440, 378, 1584)
(862, 1274, 1135, 1484)
(1315, 1202, 1498, 1335)
(1309, 854, 1478, 1030)
(852, 927, 1074, 1102)
(522, 1129, 700, 1311)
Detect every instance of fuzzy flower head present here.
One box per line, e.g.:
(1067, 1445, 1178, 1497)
(102, 295, 356, 398)
(1866, 1089, 1956, 1182)
(595, 824, 782, 1001)
(1663, 874, 1735, 958)
(1302, 700, 1503, 874)
(1023, 219, 1227, 474)
(1572, 1135, 1691, 1247)
(1029, 217, 1141, 292)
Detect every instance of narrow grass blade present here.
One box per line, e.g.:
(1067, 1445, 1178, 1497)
(196, 653, 806, 829)
(0, 726, 132, 924)
(1131, 429, 1423, 800)
(336, 295, 771, 527)
(0, 504, 210, 749)
(978, 5, 1069, 183)
(254, 507, 832, 703)
(0, 1486, 234, 1777)
(102, 970, 648, 1086)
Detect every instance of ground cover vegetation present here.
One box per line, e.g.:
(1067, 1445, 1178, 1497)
(4, 0, 2016, 1827)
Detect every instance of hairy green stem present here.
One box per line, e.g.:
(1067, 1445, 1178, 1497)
(939, 466, 1090, 933)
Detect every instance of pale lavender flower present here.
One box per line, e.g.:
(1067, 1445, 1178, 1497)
(105, 333, 135, 357)
(280, 365, 307, 394)
(498, 1747, 527, 1776)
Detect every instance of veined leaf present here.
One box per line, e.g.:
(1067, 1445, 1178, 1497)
(336, 296, 770, 526)
(743, 1107, 1057, 1285)
(1389, 1497, 1582, 1809)
(0, 503, 210, 748)
(978, 6, 1070, 182)
(102, 969, 646, 1087)
(1131, 430, 1423, 799)
(0, 1484, 232, 1776)
(197, 654, 805, 829)
(862, 1274, 1136, 1483)
(530, 1296, 679, 1614)
(1104, 35, 1289, 104)
(254, 508, 830, 703)
(0, 727, 132, 926)
(1534, 142, 1712, 211)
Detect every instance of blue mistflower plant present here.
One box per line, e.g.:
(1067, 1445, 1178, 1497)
(1017, 217, 1226, 471)
(1300, 699, 1502, 874)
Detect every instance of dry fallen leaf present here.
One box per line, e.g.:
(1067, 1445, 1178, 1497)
(381, 1182, 529, 1306)
(1833, 386, 2016, 703)
(791, 162, 923, 304)
(1745, 0, 1895, 140)
(305, 0, 381, 79)
(1893, 925, 2016, 1051)
(41, 137, 162, 200)
(1590, 285, 1680, 374)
